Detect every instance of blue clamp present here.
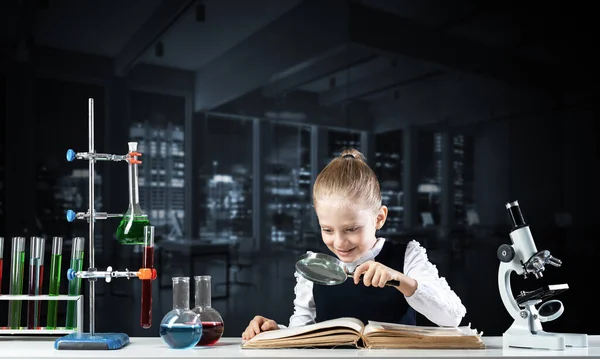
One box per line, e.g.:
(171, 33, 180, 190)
(67, 269, 76, 281)
(66, 149, 76, 162)
(66, 210, 77, 222)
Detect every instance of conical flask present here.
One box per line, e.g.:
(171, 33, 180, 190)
(116, 142, 151, 245)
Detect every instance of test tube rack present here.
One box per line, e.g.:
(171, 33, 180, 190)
(0, 295, 83, 335)
(55, 98, 156, 350)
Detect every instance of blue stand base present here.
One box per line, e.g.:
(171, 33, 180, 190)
(54, 333, 130, 350)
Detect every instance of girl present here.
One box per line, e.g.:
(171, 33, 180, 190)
(242, 149, 466, 340)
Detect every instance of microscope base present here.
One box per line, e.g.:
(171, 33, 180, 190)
(503, 330, 588, 350)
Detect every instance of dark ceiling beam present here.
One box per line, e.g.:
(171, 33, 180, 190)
(29, 46, 195, 93)
(346, 2, 562, 91)
(262, 43, 375, 98)
(215, 89, 373, 132)
(371, 72, 555, 133)
(194, 0, 349, 112)
(319, 54, 445, 106)
(126, 63, 194, 94)
(114, 0, 198, 77)
(33, 46, 113, 84)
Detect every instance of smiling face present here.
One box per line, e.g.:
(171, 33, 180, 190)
(315, 196, 388, 263)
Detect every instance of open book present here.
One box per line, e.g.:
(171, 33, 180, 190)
(242, 317, 485, 349)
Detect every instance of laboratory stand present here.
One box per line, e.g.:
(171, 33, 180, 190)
(497, 200, 588, 350)
(56, 98, 157, 350)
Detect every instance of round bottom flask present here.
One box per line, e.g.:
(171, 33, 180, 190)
(160, 277, 202, 349)
(192, 275, 224, 346)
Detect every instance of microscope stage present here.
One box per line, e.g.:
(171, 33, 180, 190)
(516, 283, 569, 306)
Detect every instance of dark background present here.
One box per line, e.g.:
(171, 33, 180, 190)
(0, 0, 597, 339)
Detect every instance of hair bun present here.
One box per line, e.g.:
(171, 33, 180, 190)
(339, 148, 366, 162)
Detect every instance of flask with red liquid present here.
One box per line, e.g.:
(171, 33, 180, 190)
(192, 275, 224, 346)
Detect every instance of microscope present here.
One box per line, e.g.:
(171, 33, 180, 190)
(497, 200, 588, 350)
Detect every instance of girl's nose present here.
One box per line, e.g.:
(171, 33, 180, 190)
(333, 234, 348, 246)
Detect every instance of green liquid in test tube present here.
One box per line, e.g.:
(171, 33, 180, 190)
(46, 237, 63, 329)
(27, 237, 46, 329)
(66, 237, 85, 329)
(8, 237, 26, 329)
(0, 237, 4, 295)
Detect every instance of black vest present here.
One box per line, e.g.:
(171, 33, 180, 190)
(313, 241, 416, 325)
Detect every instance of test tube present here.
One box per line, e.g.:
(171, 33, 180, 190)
(8, 237, 26, 329)
(0, 237, 4, 295)
(66, 237, 85, 329)
(46, 237, 63, 329)
(140, 226, 155, 329)
(27, 237, 46, 329)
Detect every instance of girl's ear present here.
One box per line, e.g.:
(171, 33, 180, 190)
(375, 206, 388, 230)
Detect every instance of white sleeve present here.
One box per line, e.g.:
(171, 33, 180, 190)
(403, 240, 467, 327)
(278, 271, 317, 329)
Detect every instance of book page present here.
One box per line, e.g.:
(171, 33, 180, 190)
(243, 331, 360, 349)
(364, 321, 479, 337)
(244, 317, 364, 343)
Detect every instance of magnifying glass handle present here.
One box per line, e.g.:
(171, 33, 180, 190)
(349, 274, 400, 287)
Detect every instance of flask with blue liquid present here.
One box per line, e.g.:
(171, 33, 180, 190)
(159, 277, 203, 349)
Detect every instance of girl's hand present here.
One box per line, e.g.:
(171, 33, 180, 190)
(353, 260, 402, 288)
(242, 315, 279, 341)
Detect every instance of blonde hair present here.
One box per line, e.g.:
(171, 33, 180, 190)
(313, 148, 381, 212)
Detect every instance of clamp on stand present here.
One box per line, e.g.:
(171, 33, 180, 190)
(497, 200, 587, 350)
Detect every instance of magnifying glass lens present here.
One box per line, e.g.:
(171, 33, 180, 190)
(296, 257, 347, 285)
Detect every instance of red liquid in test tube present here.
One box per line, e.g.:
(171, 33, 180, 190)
(0, 258, 3, 295)
(140, 226, 154, 329)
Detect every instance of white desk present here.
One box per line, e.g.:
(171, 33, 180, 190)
(1, 337, 598, 359)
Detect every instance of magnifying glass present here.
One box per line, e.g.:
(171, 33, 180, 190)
(295, 252, 400, 287)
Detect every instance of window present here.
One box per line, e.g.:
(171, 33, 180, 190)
(193, 114, 254, 240)
(374, 130, 403, 231)
(129, 91, 186, 239)
(265, 124, 311, 246)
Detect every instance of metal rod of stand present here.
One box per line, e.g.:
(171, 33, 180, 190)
(88, 98, 96, 336)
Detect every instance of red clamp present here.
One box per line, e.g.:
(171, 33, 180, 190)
(127, 151, 143, 165)
(138, 268, 157, 280)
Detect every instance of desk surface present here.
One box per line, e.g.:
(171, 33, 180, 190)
(1, 336, 598, 359)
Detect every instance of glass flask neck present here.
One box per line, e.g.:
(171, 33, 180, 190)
(172, 277, 190, 310)
(194, 275, 212, 308)
(128, 160, 140, 206)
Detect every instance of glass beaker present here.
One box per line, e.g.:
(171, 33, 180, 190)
(159, 277, 203, 349)
(192, 275, 224, 346)
(116, 142, 151, 245)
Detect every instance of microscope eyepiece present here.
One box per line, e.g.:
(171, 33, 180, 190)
(506, 200, 527, 229)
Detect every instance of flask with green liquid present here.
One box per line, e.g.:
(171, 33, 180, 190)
(116, 142, 151, 245)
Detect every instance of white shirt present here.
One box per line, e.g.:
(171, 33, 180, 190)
(283, 238, 467, 328)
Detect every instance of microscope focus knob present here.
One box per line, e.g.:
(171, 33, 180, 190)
(497, 244, 515, 262)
